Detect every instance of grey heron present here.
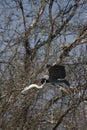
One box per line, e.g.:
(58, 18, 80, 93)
(21, 64, 70, 94)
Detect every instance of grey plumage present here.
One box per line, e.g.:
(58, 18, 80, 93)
(46, 64, 66, 80)
(41, 64, 70, 93)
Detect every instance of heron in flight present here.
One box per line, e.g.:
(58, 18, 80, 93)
(21, 64, 70, 94)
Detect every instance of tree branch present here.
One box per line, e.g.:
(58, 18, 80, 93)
(54, 29, 87, 64)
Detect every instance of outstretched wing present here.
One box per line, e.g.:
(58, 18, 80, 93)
(48, 65, 66, 80)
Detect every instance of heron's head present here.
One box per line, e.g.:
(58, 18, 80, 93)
(43, 74, 49, 79)
(41, 75, 49, 84)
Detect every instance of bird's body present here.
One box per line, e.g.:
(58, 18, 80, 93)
(40, 64, 71, 93)
(41, 64, 69, 86)
(46, 64, 66, 80)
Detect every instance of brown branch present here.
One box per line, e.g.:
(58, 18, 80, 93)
(27, 1, 47, 32)
(49, 0, 54, 34)
(54, 29, 87, 65)
(16, 1, 47, 44)
(52, 0, 80, 38)
(31, 83, 87, 126)
(53, 96, 84, 130)
(29, 0, 80, 54)
(53, 105, 74, 130)
(15, 0, 80, 58)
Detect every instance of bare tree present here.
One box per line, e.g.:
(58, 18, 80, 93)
(0, 0, 87, 130)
